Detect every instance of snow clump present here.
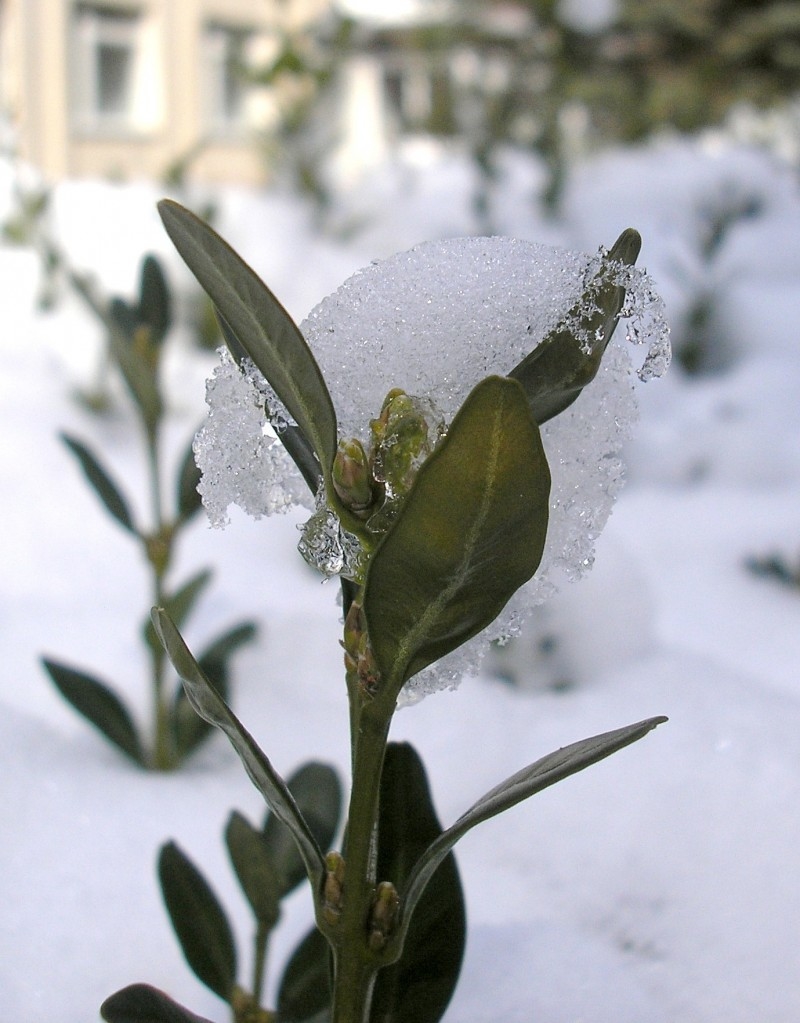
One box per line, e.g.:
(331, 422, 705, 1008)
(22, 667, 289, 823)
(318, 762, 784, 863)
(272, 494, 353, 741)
(193, 235, 669, 700)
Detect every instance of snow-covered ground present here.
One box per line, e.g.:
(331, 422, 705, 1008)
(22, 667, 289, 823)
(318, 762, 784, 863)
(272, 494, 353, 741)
(2, 137, 800, 1021)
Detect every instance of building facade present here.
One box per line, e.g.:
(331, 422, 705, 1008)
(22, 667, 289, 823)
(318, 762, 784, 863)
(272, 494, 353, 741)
(1, 0, 327, 184)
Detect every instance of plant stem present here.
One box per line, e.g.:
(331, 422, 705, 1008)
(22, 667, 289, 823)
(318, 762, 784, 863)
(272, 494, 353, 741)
(330, 697, 392, 1023)
(145, 425, 175, 771)
(252, 920, 269, 1006)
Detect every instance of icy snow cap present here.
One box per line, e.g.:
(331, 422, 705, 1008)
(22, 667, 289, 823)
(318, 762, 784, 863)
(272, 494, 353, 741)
(194, 235, 669, 701)
(301, 236, 668, 440)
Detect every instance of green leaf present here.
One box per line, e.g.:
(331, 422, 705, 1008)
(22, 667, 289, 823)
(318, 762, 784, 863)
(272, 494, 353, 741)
(509, 228, 641, 424)
(225, 811, 281, 927)
(101, 984, 214, 1023)
(143, 569, 213, 656)
(153, 608, 326, 888)
(216, 310, 322, 496)
(371, 743, 465, 1023)
(158, 841, 237, 1001)
(41, 657, 145, 765)
(175, 434, 203, 522)
(172, 621, 256, 760)
(157, 200, 337, 480)
(263, 762, 343, 897)
(398, 716, 668, 939)
(277, 926, 332, 1023)
(363, 376, 550, 695)
(109, 297, 139, 338)
(60, 433, 137, 534)
(138, 255, 172, 345)
(107, 305, 163, 433)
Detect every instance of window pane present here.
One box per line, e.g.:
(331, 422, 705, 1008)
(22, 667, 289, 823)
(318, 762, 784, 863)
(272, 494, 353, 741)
(205, 22, 253, 133)
(97, 41, 132, 115)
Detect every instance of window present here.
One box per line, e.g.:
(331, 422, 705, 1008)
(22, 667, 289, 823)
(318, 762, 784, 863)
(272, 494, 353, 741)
(203, 22, 266, 136)
(71, 3, 160, 134)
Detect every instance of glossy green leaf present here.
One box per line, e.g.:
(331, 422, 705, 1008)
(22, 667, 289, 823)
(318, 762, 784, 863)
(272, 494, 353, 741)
(138, 255, 172, 345)
(153, 609, 326, 888)
(157, 200, 337, 479)
(216, 309, 322, 496)
(371, 744, 465, 1023)
(101, 984, 214, 1023)
(175, 434, 203, 522)
(399, 716, 667, 937)
(172, 621, 256, 759)
(509, 228, 641, 424)
(143, 569, 213, 656)
(277, 926, 332, 1023)
(158, 841, 237, 1000)
(41, 657, 144, 765)
(60, 433, 137, 534)
(263, 761, 343, 897)
(364, 376, 550, 694)
(225, 811, 281, 927)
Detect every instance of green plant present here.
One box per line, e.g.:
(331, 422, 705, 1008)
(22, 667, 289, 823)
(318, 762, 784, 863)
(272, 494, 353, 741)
(102, 203, 669, 1021)
(158, 761, 343, 1022)
(41, 254, 255, 770)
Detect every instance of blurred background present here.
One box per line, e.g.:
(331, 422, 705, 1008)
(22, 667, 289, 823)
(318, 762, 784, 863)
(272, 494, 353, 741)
(4, 0, 800, 215)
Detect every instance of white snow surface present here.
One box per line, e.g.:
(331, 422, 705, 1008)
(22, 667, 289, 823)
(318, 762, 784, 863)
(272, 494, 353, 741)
(2, 138, 800, 1021)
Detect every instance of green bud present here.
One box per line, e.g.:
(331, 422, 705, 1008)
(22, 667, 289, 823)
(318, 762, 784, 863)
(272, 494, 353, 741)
(342, 599, 381, 697)
(368, 881, 399, 951)
(368, 389, 444, 531)
(323, 851, 346, 925)
(333, 437, 377, 518)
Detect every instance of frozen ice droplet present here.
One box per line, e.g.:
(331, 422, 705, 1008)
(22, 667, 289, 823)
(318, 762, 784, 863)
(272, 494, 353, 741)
(297, 488, 365, 580)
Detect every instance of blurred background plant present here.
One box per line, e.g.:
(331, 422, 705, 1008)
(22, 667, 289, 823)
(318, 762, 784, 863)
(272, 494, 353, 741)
(38, 251, 256, 770)
(262, 0, 800, 216)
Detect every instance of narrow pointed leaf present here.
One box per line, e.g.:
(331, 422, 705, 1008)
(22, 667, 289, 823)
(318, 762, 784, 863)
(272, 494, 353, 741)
(41, 657, 144, 764)
(158, 841, 237, 1000)
(107, 307, 163, 432)
(372, 743, 465, 1023)
(175, 434, 203, 522)
(216, 310, 322, 496)
(138, 255, 172, 345)
(173, 621, 256, 759)
(143, 569, 213, 655)
(109, 297, 139, 338)
(277, 926, 332, 1023)
(157, 200, 337, 479)
(509, 228, 641, 424)
(60, 433, 137, 534)
(263, 762, 343, 897)
(364, 376, 550, 694)
(101, 984, 214, 1023)
(153, 608, 326, 886)
(225, 811, 281, 927)
(399, 716, 667, 934)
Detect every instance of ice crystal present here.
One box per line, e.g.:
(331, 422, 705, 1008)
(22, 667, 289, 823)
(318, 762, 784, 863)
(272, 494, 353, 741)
(193, 235, 670, 701)
(297, 487, 365, 580)
(193, 350, 313, 527)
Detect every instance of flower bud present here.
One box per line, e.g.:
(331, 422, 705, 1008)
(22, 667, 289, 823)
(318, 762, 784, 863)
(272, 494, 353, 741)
(367, 389, 444, 532)
(332, 437, 377, 518)
(342, 599, 381, 697)
(368, 881, 399, 951)
(323, 851, 346, 925)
